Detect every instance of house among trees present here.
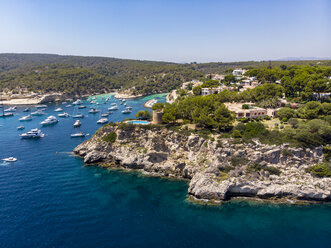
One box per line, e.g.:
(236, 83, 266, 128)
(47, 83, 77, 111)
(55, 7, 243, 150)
(224, 103, 267, 119)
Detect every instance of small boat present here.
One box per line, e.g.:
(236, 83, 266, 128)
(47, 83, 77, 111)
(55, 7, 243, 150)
(2, 157, 17, 162)
(110, 103, 117, 106)
(71, 132, 85, 138)
(124, 103, 127, 106)
(20, 128, 44, 139)
(62, 102, 67, 105)
(78, 105, 86, 109)
(17, 126, 25, 130)
(31, 110, 46, 116)
(54, 108, 63, 112)
(36, 105, 47, 109)
(0, 112, 14, 117)
(40, 116, 58, 126)
(4, 107, 16, 112)
(58, 112, 70, 118)
(120, 102, 123, 105)
(23, 108, 30, 112)
(73, 120, 82, 127)
(65, 105, 72, 108)
(90, 101, 96, 104)
(122, 109, 132, 114)
(19, 115, 32, 121)
(108, 106, 118, 111)
(126, 106, 132, 110)
(73, 114, 84, 118)
(101, 113, 109, 117)
(72, 100, 82, 105)
(97, 118, 108, 124)
(89, 108, 100, 114)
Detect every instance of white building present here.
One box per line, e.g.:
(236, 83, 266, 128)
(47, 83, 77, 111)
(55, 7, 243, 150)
(232, 69, 247, 77)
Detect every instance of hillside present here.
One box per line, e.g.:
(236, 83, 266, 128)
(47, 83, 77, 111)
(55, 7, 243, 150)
(0, 53, 330, 96)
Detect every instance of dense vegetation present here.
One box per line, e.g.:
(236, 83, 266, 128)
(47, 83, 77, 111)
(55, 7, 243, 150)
(245, 65, 331, 102)
(1, 54, 330, 97)
(0, 54, 203, 96)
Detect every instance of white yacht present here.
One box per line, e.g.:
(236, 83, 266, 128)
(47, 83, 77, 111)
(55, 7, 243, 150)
(58, 112, 70, 118)
(126, 106, 132, 110)
(110, 103, 117, 106)
(40, 116, 58, 126)
(54, 107, 63, 112)
(73, 114, 84, 118)
(36, 105, 47, 109)
(122, 109, 132, 114)
(0, 112, 14, 117)
(31, 110, 46, 116)
(17, 126, 25, 130)
(89, 108, 100, 114)
(19, 115, 32, 121)
(71, 132, 85, 138)
(4, 107, 16, 112)
(78, 105, 87, 109)
(65, 104, 72, 108)
(73, 120, 82, 127)
(101, 113, 109, 117)
(108, 106, 118, 111)
(23, 108, 30, 112)
(72, 99, 82, 105)
(20, 128, 44, 139)
(97, 118, 108, 124)
(2, 157, 17, 162)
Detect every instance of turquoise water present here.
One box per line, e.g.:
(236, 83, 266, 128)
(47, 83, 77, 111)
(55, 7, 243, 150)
(126, 120, 150, 124)
(0, 94, 330, 248)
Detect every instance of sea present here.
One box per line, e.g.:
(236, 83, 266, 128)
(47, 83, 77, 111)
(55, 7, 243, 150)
(0, 93, 330, 248)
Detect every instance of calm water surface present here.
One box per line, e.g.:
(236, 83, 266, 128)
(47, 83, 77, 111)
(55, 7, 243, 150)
(0, 94, 330, 248)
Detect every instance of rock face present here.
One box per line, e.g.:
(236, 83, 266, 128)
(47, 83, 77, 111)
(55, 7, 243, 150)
(73, 125, 331, 203)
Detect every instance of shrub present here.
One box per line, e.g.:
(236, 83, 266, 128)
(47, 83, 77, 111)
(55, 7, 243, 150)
(239, 117, 249, 123)
(230, 156, 249, 167)
(152, 102, 164, 111)
(281, 149, 293, 157)
(282, 117, 288, 123)
(232, 130, 242, 138)
(288, 118, 299, 128)
(102, 132, 117, 143)
(242, 104, 249, 109)
(264, 115, 271, 120)
(264, 166, 281, 176)
(277, 107, 296, 120)
(305, 163, 331, 177)
(323, 146, 331, 161)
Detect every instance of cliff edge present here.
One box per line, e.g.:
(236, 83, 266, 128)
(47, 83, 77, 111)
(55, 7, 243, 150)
(74, 124, 331, 203)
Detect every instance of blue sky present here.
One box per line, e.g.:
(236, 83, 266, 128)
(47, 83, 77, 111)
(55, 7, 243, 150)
(0, 0, 330, 62)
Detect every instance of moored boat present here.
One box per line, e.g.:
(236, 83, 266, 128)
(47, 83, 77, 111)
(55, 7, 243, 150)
(73, 120, 82, 127)
(40, 116, 58, 126)
(70, 132, 85, 138)
(54, 107, 63, 112)
(97, 118, 108, 124)
(73, 114, 84, 118)
(19, 115, 32, 121)
(58, 112, 70, 118)
(20, 128, 44, 139)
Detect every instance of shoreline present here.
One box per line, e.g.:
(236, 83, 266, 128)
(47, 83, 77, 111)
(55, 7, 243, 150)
(73, 125, 331, 205)
(84, 160, 330, 206)
(143, 98, 158, 108)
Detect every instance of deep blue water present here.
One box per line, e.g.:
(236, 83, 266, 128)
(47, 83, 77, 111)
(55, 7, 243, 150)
(0, 94, 330, 248)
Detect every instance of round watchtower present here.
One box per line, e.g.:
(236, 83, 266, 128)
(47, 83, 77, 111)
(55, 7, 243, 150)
(152, 110, 163, 124)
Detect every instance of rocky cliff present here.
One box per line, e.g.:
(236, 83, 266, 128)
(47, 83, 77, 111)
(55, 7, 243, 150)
(73, 125, 331, 203)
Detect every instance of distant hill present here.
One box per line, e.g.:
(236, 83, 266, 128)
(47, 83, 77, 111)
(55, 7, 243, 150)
(0, 53, 330, 96)
(276, 57, 331, 61)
